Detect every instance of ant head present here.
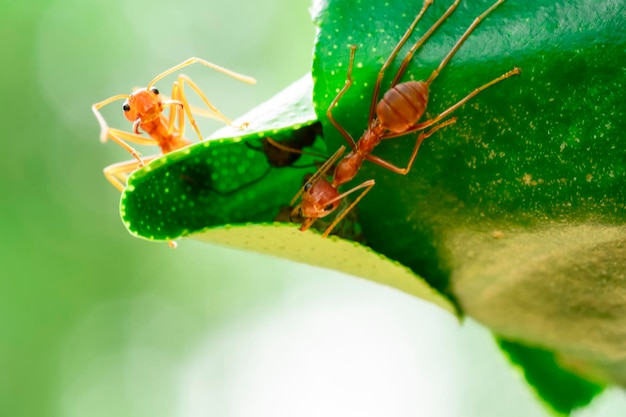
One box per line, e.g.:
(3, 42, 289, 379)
(300, 178, 341, 220)
(122, 86, 163, 124)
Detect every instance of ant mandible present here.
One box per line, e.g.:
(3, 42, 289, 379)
(92, 57, 256, 191)
(291, 0, 521, 237)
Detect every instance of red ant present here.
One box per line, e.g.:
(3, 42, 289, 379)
(92, 57, 256, 191)
(291, 0, 521, 237)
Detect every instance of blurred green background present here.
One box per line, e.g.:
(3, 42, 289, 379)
(1, 0, 624, 416)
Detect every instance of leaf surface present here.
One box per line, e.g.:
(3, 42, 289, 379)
(121, 0, 626, 398)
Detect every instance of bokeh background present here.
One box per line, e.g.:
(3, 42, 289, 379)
(1, 0, 624, 416)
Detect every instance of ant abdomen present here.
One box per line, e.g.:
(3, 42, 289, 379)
(377, 81, 429, 133)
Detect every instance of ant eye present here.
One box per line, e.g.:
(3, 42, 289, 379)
(150, 87, 159, 95)
(324, 204, 334, 211)
(304, 182, 312, 192)
(122, 103, 130, 112)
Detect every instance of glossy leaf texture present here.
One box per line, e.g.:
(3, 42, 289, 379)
(121, 74, 321, 239)
(121, 73, 457, 314)
(312, 0, 625, 295)
(311, 0, 626, 410)
(121, 0, 626, 401)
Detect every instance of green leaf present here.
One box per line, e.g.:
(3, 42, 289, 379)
(121, 74, 322, 239)
(120, 72, 456, 313)
(311, 0, 626, 392)
(497, 338, 605, 416)
(312, 0, 625, 294)
(121, 0, 626, 396)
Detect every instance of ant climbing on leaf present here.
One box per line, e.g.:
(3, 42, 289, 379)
(92, 57, 256, 191)
(291, 0, 521, 238)
(241, 123, 366, 240)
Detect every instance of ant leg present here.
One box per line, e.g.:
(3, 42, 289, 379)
(104, 160, 137, 192)
(160, 87, 219, 141)
(163, 81, 186, 137)
(104, 128, 160, 165)
(175, 74, 213, 140)
(146, 57, 256, 89)
(390, 0, 461, 87)
(103, 156, 158, 191)
(327, 46, 359, 150)
(318, 179, 376, 238)
(92, 94, 131, 142)
(177, 74, 248, 140)
(367, 117, 457, 175)
(264, 137, 328, 160)
(385, 67, 521, 139)
(369, 0, 434, 123)
(156, 90, 215, 122)
(425, 0, 505, 86)
(264, 137, 302, 154)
